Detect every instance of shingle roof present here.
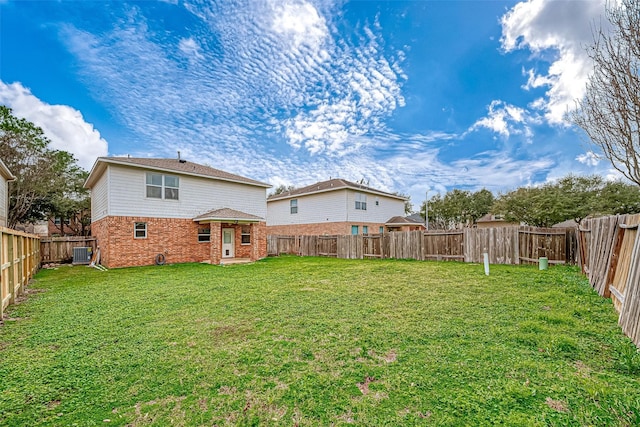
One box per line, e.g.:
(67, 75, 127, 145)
(385, 216, 425, 226)
(193, 207, 264, 222)
(85, 157, 271, 188)
(267, 178, 407, 201)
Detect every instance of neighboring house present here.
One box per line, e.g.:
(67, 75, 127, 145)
(385, 215, 426, 232)
(475, 214, 519, 228)
(84, 156, 271, 268)
(0, 159, 15, 228)
(267, 178, 407, 236)
(552, 219, 578, 228)
(13, 220, 49, 237)
(48, 213, 91, 237)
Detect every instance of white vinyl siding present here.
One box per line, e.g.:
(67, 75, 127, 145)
(90, 169, 110, 222)
(347, 190, 405, 223)
(267, 190, 348, 226)
(102, 165, 267, 219)
(267, 189, 405, 226)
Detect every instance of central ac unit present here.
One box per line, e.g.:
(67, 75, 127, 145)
(73, 247, 92, 265)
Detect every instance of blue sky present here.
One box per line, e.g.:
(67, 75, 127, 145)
(0, 0, 616, 207)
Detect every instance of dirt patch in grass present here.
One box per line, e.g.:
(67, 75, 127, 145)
(357, 376, 376, 395)
(218, 386, 237, 396)
(545, 397, 569, 412)
(384, 350, 397, 363)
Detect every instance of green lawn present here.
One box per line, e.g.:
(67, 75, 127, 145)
(1, 257, 639, 426)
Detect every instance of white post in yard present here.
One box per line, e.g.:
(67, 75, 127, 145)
(483, 252, 490, 276)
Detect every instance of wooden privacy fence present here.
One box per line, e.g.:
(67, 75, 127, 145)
(1, 227, 40, 320)
(578, 214, 640, 347)
(40, 236, 97, 264)
(268, 226, 576, 265)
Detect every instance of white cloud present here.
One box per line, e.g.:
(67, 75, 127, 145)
(469, 100, 532, 139)
(178, 37, 204, 60)
(270, 0, 328, 51)
(0, 81, 108, 170)
(576, 151, 600, 166)
(501, 0, 607, 124)
(60, 0, 405, 161)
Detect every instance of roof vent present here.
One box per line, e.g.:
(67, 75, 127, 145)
(177, 151, 186, 163)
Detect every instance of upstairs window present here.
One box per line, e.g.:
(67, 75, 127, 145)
(355, 193, 367, 210)
(146, 173, 179, 200)
(290, 199, 298, 214)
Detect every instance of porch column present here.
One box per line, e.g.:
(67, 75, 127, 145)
(210, 222, 222, 265)
(250, 222, 258, 261)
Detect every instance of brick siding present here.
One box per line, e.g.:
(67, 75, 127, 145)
(92, 216, 267, 268)
(267, 222, 387, 236)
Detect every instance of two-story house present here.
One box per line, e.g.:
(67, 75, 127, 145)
(267, 178, 407, 236)
(84, 156, 271, 268)
(0, 159, 15, 228)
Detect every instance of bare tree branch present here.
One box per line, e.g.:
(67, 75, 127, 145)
(572, 0, 640, 186)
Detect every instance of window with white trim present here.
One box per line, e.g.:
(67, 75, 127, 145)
(290, 199, 298, 214)
(241, 225, 251, 244)
(198, 227, 211, 242)
(355, 193, 367, 210)
(134, 222, 147, 239)
(146, 173, 179, 200)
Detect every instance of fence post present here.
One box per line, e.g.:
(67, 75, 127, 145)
(8, 234, 15, 305)
(0, 230, 3, 320)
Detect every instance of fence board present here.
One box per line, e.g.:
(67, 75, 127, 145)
(40, 236, 97, 263)
(610, 215, 640, 312)
(579, 216, 623, 297)
(620, 225, 640, 346)
(1, 227, 40, 320)
(423, 231, 464, 261)
(268, 226, 575, 265)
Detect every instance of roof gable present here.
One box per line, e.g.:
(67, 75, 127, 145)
(0, 159, 15, 181)
(85, 157, 271, 189)
(267, 178, 407, 202)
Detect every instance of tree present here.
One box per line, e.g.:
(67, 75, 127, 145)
(420, 188, 495, 229)
(571, 0, 640, 186)
(599, 180, 640, 214)
(493, 186, 560, 227)
(469, 188, 495, 224)
(0, 106, 88, 229)
(269, 184, 295, 197)
(493, 174, 640, 227)
(48, 162, 91, 236)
